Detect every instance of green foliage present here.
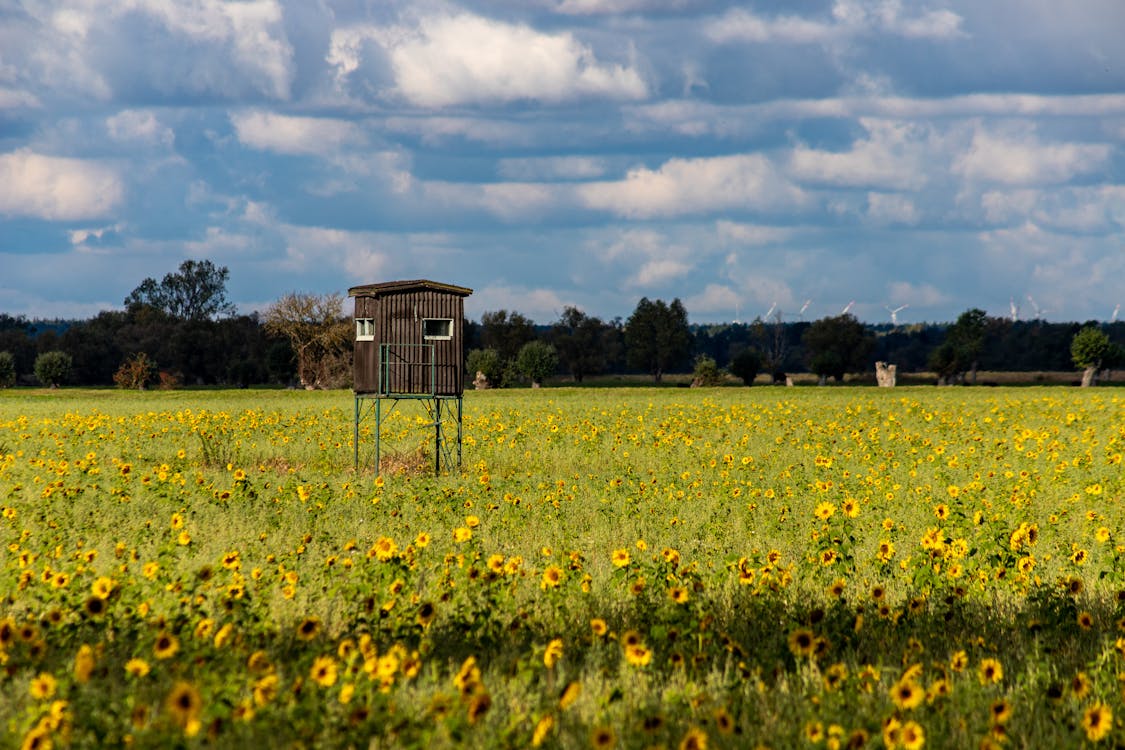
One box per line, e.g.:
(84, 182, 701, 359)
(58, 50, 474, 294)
(0, 350, 14, 388)
(550, 307, 619, 382)
(1071, 326, 1110, 369)
(803, 313, 874, 382)
(515, 340, 558, 386)
(625, 297, 692, 382)
(466, 348, 503, 386)
(113, 352, 156, 390)
(124, 259, 236, 321)
(33, 350, 72, 387)
(728, 347, 762, 385)
(929, 308, 989, 383)
(690, 354, 724, 386)
(479, 309, 536, 366)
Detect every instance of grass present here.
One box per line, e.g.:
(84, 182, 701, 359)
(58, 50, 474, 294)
(0, 386, 1123, 748)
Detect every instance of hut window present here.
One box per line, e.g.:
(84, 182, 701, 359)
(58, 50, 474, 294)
(355, 318, 375, 341)
(422, 318, 453, 340)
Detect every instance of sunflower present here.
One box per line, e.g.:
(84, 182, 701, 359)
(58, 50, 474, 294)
(452, 527, 472, 544)
(990, 698, 1012, 725)
(165, 681, 202, 730)
(90, 576, 114, 599)
(624, 643, 652, 667)
(590, 618, 608, 637)
(543, 638, 564, 669)
(898, 720, 925, 750)
(29, 673, 57, 700)
(713, 707, 735, 735)
(83, 596, 107, 618)
(1078, 611, 1094, 630)
(296, 617, 321, 641)
(20, 725, 51, 750)
(891, 679, 925, 711)
(559, 681, 581, 710)
(541, 566, 563, 590)
(154, 632, 179, 660)
(1072, 671, 1092, 700)
(1083, 702, 1113, 742)
(978, 658, 1003, 685)
(310, 655, 338, 687)
(125, 658, 151, 678)
(668, 586, 690, 604)
(74, 644, 96, 683)
(532, 715, 555, 747)
(590, 726, 616, 749)
(417, 602, 436, 628)
(611, 549, 630, 567)
(253, 674, 279, 707)
(679, 726, 708, 750)
(467, 690, 492, 725)
(787, 627, 816, 658)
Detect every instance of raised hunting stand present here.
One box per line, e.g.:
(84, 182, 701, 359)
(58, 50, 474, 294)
(349, 279, 473, 475)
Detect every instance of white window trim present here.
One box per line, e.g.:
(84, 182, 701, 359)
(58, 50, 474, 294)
(355, 318, 375, 341)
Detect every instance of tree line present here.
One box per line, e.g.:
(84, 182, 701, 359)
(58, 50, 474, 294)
(1, 260, 1122, 389)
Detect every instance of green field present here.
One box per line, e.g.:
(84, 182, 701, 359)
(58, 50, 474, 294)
(1, 386, 1123, 749)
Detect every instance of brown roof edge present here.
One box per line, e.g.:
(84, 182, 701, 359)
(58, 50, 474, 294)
(347, 279, 474, 297)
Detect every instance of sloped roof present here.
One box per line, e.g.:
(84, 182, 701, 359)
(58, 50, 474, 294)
(347, 279, 473, 298)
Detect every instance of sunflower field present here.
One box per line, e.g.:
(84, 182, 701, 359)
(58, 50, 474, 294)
(1, 386, 1123, 749)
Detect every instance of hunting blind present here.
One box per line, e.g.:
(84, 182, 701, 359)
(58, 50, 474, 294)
(349, 279, 473, 475)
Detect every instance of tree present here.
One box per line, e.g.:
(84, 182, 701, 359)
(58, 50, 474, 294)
(516, 341, 558, 387)
(728, 347, 762, 385)
(262, 292, 351, 389)
(113, 352, 156, 390)
(550, 307, 610, 382)
(125, 259, 237, 321)
(802, 314, 874, 384)
(479, 310, 536, 365)
(0, 351, 15, 388)
(1071, 326, 1115, 387)
(34, 351, 72, 388)
(625, 298, 692, 383)
(929, 308, 988, 384)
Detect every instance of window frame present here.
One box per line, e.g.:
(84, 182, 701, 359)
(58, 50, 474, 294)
(422, 318, 454, 341)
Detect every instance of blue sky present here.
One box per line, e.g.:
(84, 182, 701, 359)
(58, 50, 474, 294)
(1, 0, 1123, 326)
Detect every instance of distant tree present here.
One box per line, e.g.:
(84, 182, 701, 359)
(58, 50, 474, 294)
(0, 351, 15, 388)
(479, 310, 536, 367)
(728, 347, 762, 385)
(551, 307, 610, 382)
(691, 354, 724, 386)
(516, 341, 558, 388)
(625, 298, 692, 382)
(802, 314, 874, 384)
(466, 348, 503, 387)
(928, 308, 988, 384)
(34, 351, 72, 388)
(262, 292, 351, 389)
(124, 259, 237, 321)
(1071, 326, 1117, 387)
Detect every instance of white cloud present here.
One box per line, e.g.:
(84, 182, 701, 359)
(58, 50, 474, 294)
(716, 220, 790, 245)
(469, 284, 570, 323)
(579, 154, 804, 218)
(789, 118, 935, 190)
(866, 192, 918, 224)
(230, 111, 363, 156)
(329, 13, 647, 107)
(554, 0, 695, 14)
(953, 126, 1110, 185)
(0, 87, 41, 110)
(498, 156, 607, 181)
(0, 150, 123, 220)
(683, 283, 743, 318)
(706, 1, 964, 44)
(106, 110, 175, 147)
(886, 280, 947, 308)
(599, 228, 696, 289)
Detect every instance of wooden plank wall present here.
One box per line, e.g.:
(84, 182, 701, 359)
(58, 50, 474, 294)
(353, 289, 464, 396)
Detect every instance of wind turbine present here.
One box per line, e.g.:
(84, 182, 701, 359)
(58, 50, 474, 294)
(798, 299, 812, 321)
(1026, 295, 1050, 321)
(1009, 297, 1020, 323)
(885, 304, 908, 327)
(841, 300, 855, 316)
(1113, 304, 1120, 323)
(764, 302, 777, 321)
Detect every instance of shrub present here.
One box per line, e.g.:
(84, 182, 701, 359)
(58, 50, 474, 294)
(466, 348, 503, 388)
(0, 351, 15, 388)
(113, 353, 156, 390)
(729, 348, 762, 386)
(691, 355, 724, 387)
(34, 351, 72, 388)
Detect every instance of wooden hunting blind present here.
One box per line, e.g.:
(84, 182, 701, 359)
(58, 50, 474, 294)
(348, 279, 473, 475)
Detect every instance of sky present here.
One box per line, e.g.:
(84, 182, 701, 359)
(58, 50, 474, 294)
(1, 0, 1124, 327)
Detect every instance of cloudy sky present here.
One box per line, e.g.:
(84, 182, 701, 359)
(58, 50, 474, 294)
(2, 0, 1124, 326)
